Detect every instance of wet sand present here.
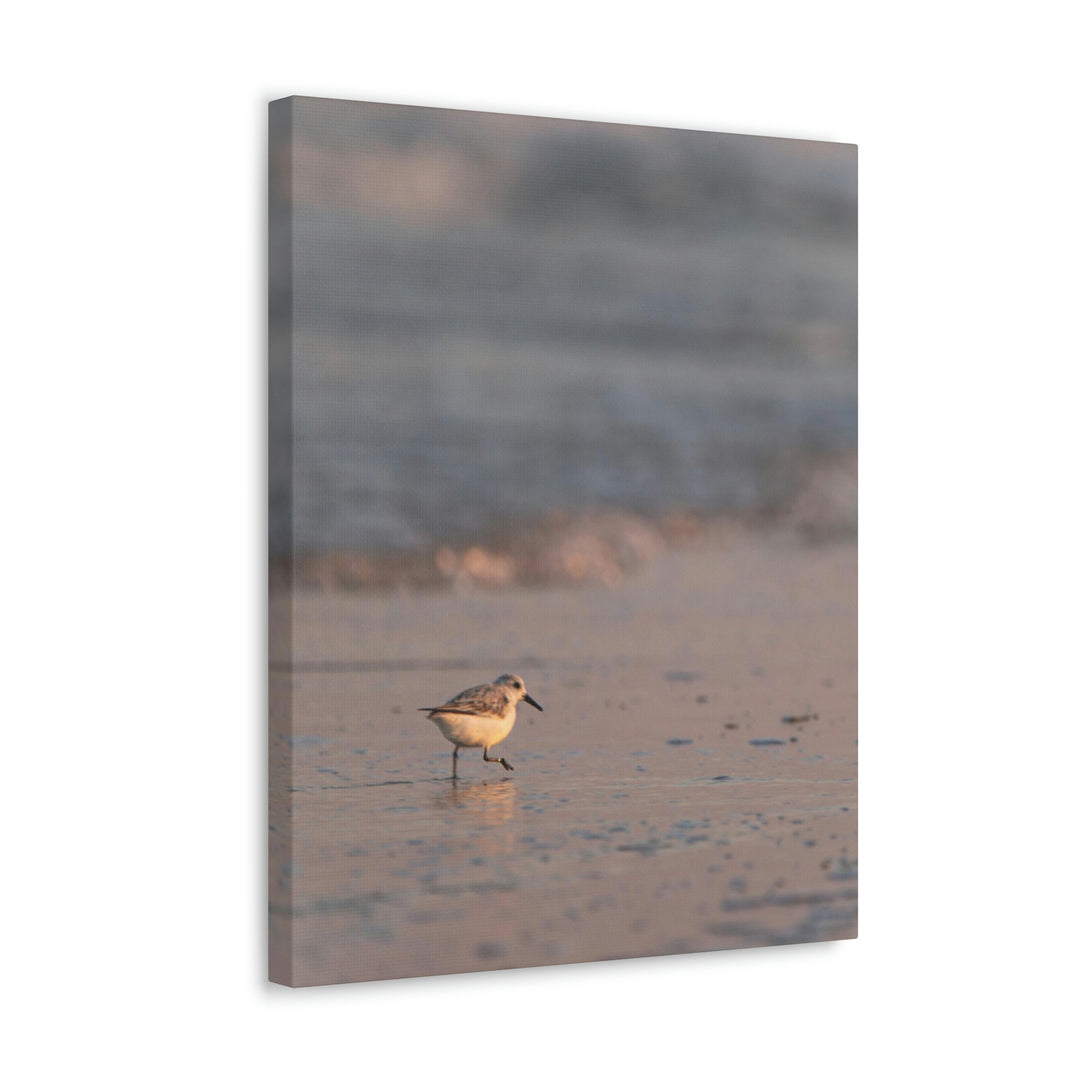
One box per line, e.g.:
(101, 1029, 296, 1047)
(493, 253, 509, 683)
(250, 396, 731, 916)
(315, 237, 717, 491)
(269, 537, 857, 986)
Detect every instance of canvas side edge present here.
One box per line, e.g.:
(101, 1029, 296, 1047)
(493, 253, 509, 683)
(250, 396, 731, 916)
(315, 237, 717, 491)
(267, 96, 297, 988)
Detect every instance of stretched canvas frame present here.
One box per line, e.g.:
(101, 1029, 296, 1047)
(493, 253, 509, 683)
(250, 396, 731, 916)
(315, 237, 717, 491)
(269, 96, 857, 987)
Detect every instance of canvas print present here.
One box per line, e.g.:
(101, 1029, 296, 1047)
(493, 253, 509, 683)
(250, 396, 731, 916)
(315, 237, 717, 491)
(269, 96, 857, 986)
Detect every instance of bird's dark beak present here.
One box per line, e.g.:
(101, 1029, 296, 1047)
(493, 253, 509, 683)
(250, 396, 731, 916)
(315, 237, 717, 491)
(524, 694, 543, 712)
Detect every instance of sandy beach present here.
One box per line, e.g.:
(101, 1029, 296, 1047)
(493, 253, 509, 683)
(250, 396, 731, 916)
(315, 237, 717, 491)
(269, 535, 856, 986)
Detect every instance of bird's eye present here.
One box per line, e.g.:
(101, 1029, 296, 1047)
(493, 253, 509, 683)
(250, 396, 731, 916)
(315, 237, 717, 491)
(514, 681, 521, 689)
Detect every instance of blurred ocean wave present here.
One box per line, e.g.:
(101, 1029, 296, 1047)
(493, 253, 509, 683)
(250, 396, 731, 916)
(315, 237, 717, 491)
(270, 98, 856, 566)
(273, 453, 855, 593)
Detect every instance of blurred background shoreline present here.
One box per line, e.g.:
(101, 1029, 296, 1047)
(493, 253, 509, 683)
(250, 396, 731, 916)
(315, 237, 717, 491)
(270, 98, 856, 591)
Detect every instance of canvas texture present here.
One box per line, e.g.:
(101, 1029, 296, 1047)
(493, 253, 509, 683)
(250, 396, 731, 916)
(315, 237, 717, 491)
(269, 96, 857, 987)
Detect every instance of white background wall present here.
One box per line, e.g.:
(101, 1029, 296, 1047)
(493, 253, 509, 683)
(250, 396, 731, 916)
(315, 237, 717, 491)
(4, 3, 1076, 1077)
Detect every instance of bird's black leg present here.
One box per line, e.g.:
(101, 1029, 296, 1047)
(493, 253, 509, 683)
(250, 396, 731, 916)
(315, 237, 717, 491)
(452, 745, 459, 779)
(483, 747, 514, 772)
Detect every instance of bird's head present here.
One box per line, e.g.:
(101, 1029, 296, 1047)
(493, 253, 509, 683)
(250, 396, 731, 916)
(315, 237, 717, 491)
(494, 673, 543, 711)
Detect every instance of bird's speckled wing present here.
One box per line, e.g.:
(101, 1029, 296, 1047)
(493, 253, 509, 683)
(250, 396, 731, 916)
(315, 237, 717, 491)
(419, 682, 511, 717)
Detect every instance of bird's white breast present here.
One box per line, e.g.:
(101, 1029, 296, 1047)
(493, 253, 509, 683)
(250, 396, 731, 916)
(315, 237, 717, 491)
(429, 706, 517, 748)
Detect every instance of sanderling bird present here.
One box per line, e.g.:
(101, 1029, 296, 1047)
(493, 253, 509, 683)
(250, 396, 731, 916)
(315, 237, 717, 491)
(419, 673, 542, 779)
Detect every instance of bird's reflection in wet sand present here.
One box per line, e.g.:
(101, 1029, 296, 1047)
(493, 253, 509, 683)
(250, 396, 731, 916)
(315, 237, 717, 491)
(433, 776, 518, 819)
(431, 778, 520, 858)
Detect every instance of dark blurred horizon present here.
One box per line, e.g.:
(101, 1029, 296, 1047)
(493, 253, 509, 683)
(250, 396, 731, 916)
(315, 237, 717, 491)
(270, 97, 856, 560)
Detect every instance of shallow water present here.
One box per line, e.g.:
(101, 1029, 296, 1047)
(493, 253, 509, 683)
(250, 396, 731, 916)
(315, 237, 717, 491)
(271, 738, 856, 984)
(269, 541, 857, 985)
